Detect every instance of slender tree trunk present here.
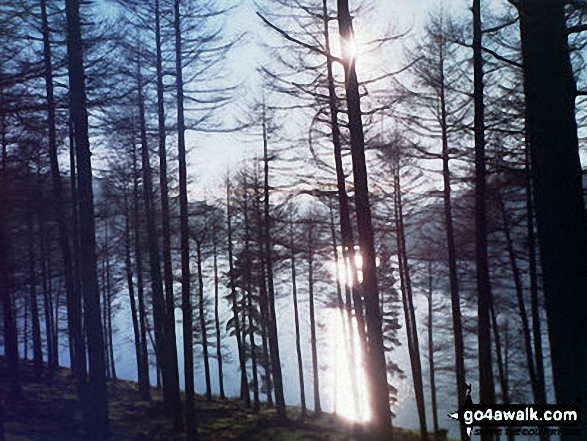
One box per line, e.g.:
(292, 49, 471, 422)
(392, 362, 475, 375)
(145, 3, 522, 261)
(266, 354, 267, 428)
(155, 0, 182, 415)
(489, 304, 508, 404)
(196, 241, 212, 400)
(307, 224, 322, 416)
(323, 0, 365, 341)
(137, 52, 179, 429)
(393, 158, 428, 441)
(40, 216, 56, 371)
(124, 189, 150, 400)
(336, 3, 391, 437)
(498, 193, 539, 400)
(244, 189, 260, 411)
(438, 35, 467, 433)
(65, 0, 109, 433)
(173, 1, 198, 437)
(261, 112, 286, 418)
(426, 264, 439, 441)
(131, 136, 151, 401)
(27, 208, 44, 377)
(42, 0, 84, 386)
(213, 238, 225, 399)
(68, 117, 85, 382)
(226, 180, 250, 405)
(472, 1, 495, 429)
(254, 181, 273, 407)
(0, 91, 20, 399)
(524, 144, 547, 415)
(289, 219, 306, 417)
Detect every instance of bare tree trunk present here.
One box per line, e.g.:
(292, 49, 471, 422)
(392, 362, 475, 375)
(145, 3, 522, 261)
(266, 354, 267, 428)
(124, 188, 150, 400)
(426, 264, 439, 441)
(65, 0, 109, 433)
(323, 0, 364, 341)
(438, 33, 467, 434)
(173, 1, 198, 437)
(393, 158, 428, 441)
(137, 51, 181, 431)
(131, 135, 151, 401)
(154, 0, 182, 416)
(27, 207, 44, 377)
(40, 215, 56, 372)
(244, 188, 260, 411)
(336, 3, 391, 437)
(42, 0, 84, 386)
(226, 180, 250, 405)
(261, 112, 286, 418)
(212, 238, 225, 399)
(472, 1, 495, 430)
(196, 241, 212, 400)
(307, 224, 322, 417)
(498, 192, 539, 400)
(289, 218, 306, 417)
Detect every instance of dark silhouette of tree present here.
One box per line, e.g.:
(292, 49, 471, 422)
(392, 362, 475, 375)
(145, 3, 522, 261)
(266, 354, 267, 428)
(514, 0, 587, 437)
(472, 1, 496, 428)
(336, 1, 391, 438)
(65, 0, 109, 434)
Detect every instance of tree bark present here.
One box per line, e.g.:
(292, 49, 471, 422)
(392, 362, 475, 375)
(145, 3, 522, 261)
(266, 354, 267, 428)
(65, 0, 109, 433)
(289, 218, 306, 417)
(472, 0, 495, 426)
(262, 112, 286, 419)
(518, 1, 587, 438)
(196, 241, 212, 400)
(155, 0, 183, 415)
(226, 180, 250, 405)
(336, 2, 391, 437)
(173, 1, 198, 437)
(307, 223, 321, 416)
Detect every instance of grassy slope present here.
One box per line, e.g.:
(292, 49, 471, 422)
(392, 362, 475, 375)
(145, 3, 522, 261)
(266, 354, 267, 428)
(1, 360, 436, 441)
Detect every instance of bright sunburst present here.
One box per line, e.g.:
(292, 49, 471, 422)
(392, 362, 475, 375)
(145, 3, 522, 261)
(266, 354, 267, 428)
(326, 308, 371, 423)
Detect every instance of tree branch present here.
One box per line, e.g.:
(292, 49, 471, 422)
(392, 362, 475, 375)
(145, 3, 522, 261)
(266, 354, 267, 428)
(256, 12, 344, 65)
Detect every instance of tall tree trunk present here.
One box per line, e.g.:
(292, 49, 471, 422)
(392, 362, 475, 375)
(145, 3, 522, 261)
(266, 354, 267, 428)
(68, 117, 85, 381)
(65, 0, 109, 433)
(42, 0, 84, 386)
(226, 180, 250, 405)
(131, 135, 151, 401)
(155, 0, 182, 415)
(0, 88, 20, 399)
(307, 224, 321, 417)
(261, 114, 285, 418)
(137, 52, 178, 429)
(213, 238, 225, 399)
(336, 3, 391, 437)
(498, 192, 539, 400)
(472, 0, 495, 426)
(244, 188, 260, 411)
(438, 32, 467, 433)
(393, 158, 428, 441)
(323, 0, 364, 339)
(39, 214, 56, 372)
(173, 1, 198, 437)
(196, 241, 212, 400)
(254, 180, 273, 407)
(28, 208, 44, 377)
(518, 3, 587, 438)
(289, 219, 306, 417)
(426, 264, 439, 441)
(124, 188, 150, 400)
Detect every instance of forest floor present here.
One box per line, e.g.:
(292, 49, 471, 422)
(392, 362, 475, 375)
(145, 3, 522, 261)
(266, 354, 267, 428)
(1, 360, 444, 441)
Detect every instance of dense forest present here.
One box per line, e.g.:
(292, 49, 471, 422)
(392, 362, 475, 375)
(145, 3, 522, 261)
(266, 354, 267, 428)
(1, 0, 586, 440)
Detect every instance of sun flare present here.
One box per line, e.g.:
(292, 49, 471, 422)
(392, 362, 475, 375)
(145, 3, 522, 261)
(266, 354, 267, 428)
(327, 308, 371, 423)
